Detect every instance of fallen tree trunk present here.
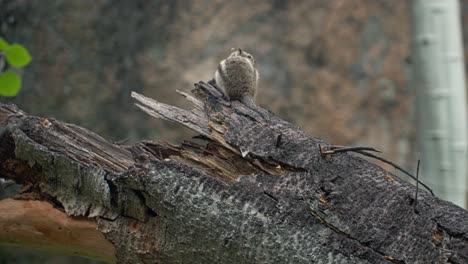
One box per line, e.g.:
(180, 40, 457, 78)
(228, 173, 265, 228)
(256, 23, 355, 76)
(0, 81, 467, 263)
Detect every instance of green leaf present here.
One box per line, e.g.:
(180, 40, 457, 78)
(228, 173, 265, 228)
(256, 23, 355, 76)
(0, 71, 21, 97)
(5, 44, 32, 67)
(0, 37, 9, 51)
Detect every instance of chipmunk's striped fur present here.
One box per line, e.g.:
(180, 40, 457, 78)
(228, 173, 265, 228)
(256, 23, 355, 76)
(215, 48, 259, 107)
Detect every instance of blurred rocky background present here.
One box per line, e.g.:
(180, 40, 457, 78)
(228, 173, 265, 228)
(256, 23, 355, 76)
(0, 0, 467, 263)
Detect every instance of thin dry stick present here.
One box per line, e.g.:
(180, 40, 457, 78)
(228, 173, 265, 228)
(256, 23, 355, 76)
(329, 146, 381, 153)
(415, 159, 421, 203)
(319, 144, 434, 195)
(353, 150, 434, 196)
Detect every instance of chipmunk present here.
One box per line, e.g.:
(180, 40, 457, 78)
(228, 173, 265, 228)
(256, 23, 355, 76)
(214, 48, 259, 108)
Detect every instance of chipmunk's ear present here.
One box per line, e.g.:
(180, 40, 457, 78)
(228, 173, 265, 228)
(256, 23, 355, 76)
(230, 47, 237, 53)
(238, 48, 243, 54)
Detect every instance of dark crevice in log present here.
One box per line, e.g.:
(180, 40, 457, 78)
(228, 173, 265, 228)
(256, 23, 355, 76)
(2, 158, 42, 186)
(128, 137, 304, 184)
(104, 175, 119, 212)
(131, 189, 158, 218)
(262, 190, 279, 204)
(0, 131, 66, 210)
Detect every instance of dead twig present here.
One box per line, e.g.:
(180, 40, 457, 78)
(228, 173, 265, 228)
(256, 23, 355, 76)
(319, 145, 381, 155)
(319, 145, 434, 196)
(352, 150, 434, 196)
(415, 159, 421, 204)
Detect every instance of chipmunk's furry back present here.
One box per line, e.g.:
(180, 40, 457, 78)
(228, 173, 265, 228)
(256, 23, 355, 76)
(215, 49, 259, 107)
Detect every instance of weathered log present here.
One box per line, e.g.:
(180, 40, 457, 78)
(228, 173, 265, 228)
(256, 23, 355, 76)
(0, 81, 467, 263)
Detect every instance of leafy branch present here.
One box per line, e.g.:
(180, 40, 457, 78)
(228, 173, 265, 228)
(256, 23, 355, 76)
(0, 37, 32, 97)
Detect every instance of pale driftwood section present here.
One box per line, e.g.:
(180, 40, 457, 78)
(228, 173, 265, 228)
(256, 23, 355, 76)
(0, 199, 115, 263)
(0, 81, 467, 263)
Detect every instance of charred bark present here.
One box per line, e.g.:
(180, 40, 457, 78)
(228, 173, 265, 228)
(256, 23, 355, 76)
(0, 81, 467, 264)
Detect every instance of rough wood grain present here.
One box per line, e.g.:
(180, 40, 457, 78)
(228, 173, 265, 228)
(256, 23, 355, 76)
(0, 81, 467, 264)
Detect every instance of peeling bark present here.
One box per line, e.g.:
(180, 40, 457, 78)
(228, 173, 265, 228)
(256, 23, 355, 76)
(0, 81, 467, 264)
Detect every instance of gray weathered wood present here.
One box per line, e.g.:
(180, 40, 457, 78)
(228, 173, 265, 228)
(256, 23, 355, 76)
(0, 81, 467, 264)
